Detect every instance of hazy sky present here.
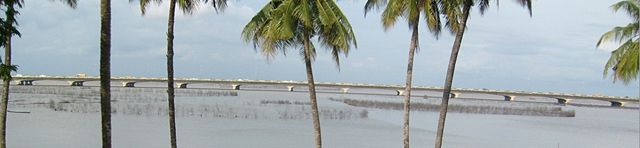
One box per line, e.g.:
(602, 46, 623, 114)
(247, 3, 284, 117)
(10, 0, 639, 96)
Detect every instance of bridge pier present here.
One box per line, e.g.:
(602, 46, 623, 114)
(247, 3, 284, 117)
(503, 95, 516, 101)
(231, 84, 241, 90)
(556, 98, 571, 105)
(18, 80, 34, 85)
(396, 90, 405, 96)
(450, 93, 461, 98)
(610, 101, 625, 107)
(177, 83, 188, 88)
(122, 82, 136, 87)
(69, 81, 84, 86)
(341, 88, 350, 94)
(287, 86, 295, 91)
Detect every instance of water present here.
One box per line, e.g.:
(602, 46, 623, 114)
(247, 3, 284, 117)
(5, 85, 639, 148)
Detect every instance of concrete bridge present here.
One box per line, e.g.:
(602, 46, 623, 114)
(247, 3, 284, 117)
(11, 75, 639, 107)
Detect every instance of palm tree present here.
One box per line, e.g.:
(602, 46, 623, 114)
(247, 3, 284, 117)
(242, 0, 356, 147)
(364, 0, 444, 147)
(0, 1, 22, 147)
(136, 0, 226, 147)
(434, 0, 531, 147)
(0, 1, 76, 148)
(597, 0, 639, 84)
(100, 0, 112, 147)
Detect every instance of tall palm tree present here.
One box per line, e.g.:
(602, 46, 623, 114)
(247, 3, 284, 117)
(136, 0, 226, 147)
(0, 1, 76, 148)
(0, 1, 22, 147)
(597, 0, 639, 84)
(364, 0, 444, 147)
(242, 0, 356, 147)
(100, 0, 112, 147)
(434, 0, 531, 147)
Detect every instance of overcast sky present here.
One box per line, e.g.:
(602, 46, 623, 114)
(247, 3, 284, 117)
(10, 0, 639, 97)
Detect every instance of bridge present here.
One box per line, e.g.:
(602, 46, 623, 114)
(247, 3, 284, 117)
(10, 75, 639, 107)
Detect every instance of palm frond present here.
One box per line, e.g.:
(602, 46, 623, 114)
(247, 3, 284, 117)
(136, 0, 226, 15)
(424, 0, 442, 37)
(136, 0, 162, 15)
(364, 0, 387, 17)
(51, 0, 78, 8)
(3, 0, 23, 37)
(292, 0, 313, 28)
(406, 0, 421, 29)
(380, 0, 405, 30)
(611, 0, 639, 21)
(0, 64, 17, 81)
(604, 39, 639, 84)
(440, 0, 463, 34)
(242, 0, 300, 59)
(477, 0, 489, 15)
(513, 0, 532, 16)
(596, 22, 639, 46)
(177, 0, 199, 14)
(243, 0, 356, 67)
(318, 0, 356, 66)
(205, 0, 227, 12)
(599, 0, 639, 84)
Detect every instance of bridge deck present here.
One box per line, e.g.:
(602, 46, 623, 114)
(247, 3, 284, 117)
(12, 76, 639, 103)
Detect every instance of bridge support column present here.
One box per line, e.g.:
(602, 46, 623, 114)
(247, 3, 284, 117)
(122, 82, 136, 87)
(610, 101, 625, 107)
(18, 80, 34, 85)
(177, 83, 188, 88)
(503, 95, 515, 101)
(70, 81, 84, 86)
(450, 93, 461, 98)
(287, 86, 295, 92)
(341, 88, 350, 94)
(231, 84, 241, 90)
(396, 90, 405, 96)
(556, 98, 571, 105)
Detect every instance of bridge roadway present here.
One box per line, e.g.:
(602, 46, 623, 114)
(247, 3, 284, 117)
(11, 75, 639, 107)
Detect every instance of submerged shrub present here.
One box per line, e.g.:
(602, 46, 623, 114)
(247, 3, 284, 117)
(331, 98, 576, 117)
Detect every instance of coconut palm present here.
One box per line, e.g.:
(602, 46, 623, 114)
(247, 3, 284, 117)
(242, 0, 356, 147)
(0, 1, 22, 147)
(364, 0, 444, 147)
(99, 0, 112, 147)
(136, 0, 226, 147)
(597, 0, 639, 84)
(435, 0, 531, 147)
(0, 1, 76, 148)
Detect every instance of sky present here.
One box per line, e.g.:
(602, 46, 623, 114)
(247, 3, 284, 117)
(9, 0, 639, 97)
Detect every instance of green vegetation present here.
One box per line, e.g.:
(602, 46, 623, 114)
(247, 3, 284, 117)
(242, 0, 357, 147)
(137, 0, 227, 147)
(0, 1, 76, 148)
(434, 1, 532, 147)
(363, 0, 447, 147)
(597, 0, 639, 84)
(0, 0, 634, 148)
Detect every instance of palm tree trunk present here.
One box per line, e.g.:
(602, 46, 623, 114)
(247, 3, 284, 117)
(0, 18, 12, 148)
(0, 2, 19, 147)
(303, 31, 322, 148)
(434, 3, 471, 148)
(402, 23, 419, 148)
(166, 0, 178, 148)
(100, 0, 112, 148)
